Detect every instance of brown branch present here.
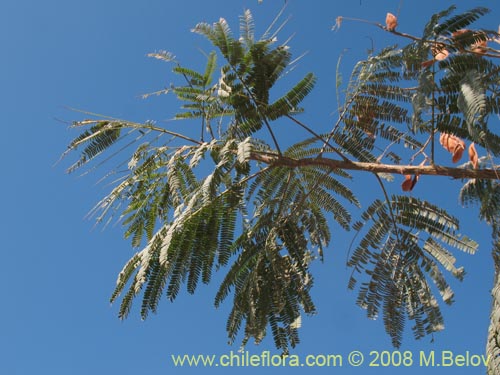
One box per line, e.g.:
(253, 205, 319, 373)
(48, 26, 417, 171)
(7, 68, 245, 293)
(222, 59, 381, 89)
(336, 17, 500, 59)
(250, 152, 500, 180)
(388, 29, 500, 59)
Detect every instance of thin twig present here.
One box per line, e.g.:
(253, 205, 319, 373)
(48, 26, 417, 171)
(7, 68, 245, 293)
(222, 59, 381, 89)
(225, 64, 283, 155)
(320, 94, 358, 157)
(409, 133, 432, 164)
(285, 114, 349, 161)
(373, 172, 402, 246)
(64, 107, 204, 146)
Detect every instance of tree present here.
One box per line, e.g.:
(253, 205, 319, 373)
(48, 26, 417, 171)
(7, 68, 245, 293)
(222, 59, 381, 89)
(61, 5, 500, 373)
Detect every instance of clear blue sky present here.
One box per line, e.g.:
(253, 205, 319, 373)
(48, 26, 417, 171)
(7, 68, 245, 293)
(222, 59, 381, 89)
(2, 1, 499, 374)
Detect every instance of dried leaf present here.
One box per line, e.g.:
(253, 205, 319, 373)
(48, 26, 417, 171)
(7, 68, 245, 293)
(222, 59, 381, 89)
(385, 13, 398, 32)
(333, 16, 343, 31)
(468, 143, 479, 169)
(452, 29, 469, 37)
(432, 43, 449, 59)
(421, 46, 449, 68)
(452, 147, 465, 163)
(421, 59, 435, 68)
(472, 40, 487, 55)
(452, 29, 469, 52)
(402, 174, 419, 192)
(402, 175, 412, 191)
(435, 49, 449, 61)
(439, 133, 466, 163)
(452, 29, 488, 54)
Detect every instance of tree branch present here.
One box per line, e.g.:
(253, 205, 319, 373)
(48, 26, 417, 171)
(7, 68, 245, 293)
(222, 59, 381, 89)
(335, 17, 500, 58)
(250, 152, 500, 180)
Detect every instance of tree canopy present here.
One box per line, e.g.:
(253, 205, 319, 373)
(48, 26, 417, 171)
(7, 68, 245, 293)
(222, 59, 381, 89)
(61, 5, 500, 372)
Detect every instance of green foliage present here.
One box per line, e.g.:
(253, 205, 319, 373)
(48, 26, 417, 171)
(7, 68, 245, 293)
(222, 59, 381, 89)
(349, 196, 477, 346)
(337, 6, 500, 347)
(337, 45, 424, 164)
(62, 10, 328, 353)
(436, 54, 500, 153)
(432, 7, 489, 36)
(460, 178, 500, 234)
(65, 121, 122, 173)
(191, 15, 315, 141)
(61, 6, 500, 355)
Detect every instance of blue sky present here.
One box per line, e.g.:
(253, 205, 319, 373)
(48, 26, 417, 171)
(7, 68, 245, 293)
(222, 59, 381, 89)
(2, 0, 499, 374)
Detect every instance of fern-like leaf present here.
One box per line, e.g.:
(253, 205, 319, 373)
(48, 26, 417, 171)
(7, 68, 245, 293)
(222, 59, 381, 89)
(266, 73, 316, 120)
(432, 7, 490, 36)
(349, 195, 477, 346)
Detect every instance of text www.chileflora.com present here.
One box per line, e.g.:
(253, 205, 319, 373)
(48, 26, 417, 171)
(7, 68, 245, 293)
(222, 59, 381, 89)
(170, 350, 490, 368)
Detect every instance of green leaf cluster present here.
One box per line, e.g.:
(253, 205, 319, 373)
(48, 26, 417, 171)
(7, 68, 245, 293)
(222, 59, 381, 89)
(349, 196, 477, 347)
(60, 6, 500, 355)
